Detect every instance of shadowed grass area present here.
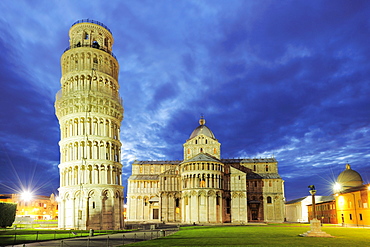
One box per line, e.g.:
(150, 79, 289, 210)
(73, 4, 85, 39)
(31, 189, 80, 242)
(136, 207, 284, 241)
(124, 225, 370, 247)
(0, 229, 127, 245)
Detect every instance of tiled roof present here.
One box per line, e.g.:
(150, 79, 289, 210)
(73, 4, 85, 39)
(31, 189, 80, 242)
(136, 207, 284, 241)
(285, 196, 309, 204)
(128, 175, 159, 180)
(132, 160, 181, 165)
(182, 153, 221, 163)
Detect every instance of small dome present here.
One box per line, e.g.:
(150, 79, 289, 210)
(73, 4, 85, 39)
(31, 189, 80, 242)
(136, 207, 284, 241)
(189, 117, 216, 140)
(337, 164, 363, 189)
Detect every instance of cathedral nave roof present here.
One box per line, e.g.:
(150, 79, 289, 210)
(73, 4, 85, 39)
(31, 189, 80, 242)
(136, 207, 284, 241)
(182, 153, 221, 164)
(128, 175, 159, 180)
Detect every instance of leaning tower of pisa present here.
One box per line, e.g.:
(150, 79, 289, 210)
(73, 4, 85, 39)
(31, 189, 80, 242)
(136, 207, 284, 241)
(55, 20, 124, 230)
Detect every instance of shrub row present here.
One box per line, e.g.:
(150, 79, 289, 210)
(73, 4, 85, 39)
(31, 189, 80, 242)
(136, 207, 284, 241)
(0, 202, 16, 228)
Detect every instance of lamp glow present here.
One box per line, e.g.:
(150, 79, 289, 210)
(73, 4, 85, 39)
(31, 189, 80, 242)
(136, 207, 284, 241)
(333, 182, 341, 192)
(21, 191, 33, 201)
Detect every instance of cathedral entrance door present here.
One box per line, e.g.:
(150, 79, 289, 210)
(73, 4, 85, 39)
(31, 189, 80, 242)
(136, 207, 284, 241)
(251, 210, 258, 220)
(248, 201, 261, 222)
(153, 209, 159, 219)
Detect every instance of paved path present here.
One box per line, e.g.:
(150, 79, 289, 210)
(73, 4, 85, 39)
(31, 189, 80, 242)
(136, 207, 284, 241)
(9, 228, 178, 247)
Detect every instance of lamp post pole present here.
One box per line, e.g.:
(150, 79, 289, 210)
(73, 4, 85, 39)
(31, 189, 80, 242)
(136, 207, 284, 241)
(308, 185, 316, 220)
(300, 185, 333, 237)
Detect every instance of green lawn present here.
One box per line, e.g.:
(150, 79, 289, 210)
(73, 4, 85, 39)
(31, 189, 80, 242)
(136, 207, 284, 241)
(124, 225, 370, 247)
(11, 219, 58, 229)
(0, 229, 126, 246)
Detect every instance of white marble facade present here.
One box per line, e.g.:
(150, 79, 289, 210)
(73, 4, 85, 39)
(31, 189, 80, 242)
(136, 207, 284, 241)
(55, 20, 124, 230)
(127, 117, 285, 224)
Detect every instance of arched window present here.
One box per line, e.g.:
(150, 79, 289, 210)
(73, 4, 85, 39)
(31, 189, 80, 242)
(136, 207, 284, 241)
(267, 196, 272, 204)
(92, 40, 100, 49)
(200, 180, 205, 187)
(265, 165, 269, 172)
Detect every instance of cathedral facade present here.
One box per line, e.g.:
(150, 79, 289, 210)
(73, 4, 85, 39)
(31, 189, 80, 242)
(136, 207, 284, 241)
(55, 20, 124, 230)
(127, 117, 285, 224)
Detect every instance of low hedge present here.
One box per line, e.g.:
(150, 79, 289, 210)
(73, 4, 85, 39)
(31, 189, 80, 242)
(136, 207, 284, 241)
(0, 202, 17, 228)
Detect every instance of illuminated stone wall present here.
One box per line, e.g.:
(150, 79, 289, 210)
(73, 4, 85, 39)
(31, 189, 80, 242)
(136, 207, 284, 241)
(0, 193, 58, 220)
(55, 20, 124, 230)
(127, 118, 285, 224)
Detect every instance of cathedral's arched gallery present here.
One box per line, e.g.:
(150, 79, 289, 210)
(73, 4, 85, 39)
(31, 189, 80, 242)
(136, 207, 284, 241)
(127, 117, 285, 224)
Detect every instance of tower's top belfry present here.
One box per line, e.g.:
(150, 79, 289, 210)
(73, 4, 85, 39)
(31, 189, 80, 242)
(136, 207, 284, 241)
(60, 19, 119, 83)
(57, 19, 122, 121)
(68, 19, 114, 55)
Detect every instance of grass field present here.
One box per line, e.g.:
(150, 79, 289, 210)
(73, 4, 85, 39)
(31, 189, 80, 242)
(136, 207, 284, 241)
(9, 219, 59, 230)
(124, 225, 370, 247)
(0, 229, 125, 246)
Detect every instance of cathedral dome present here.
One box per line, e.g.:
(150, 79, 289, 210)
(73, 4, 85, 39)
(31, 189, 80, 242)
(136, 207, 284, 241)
(337, 164, 363, 189)
(189, 117, 216, 140)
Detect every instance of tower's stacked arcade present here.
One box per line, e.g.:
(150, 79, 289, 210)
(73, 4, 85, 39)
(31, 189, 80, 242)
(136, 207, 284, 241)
(55, 20, 124, 230)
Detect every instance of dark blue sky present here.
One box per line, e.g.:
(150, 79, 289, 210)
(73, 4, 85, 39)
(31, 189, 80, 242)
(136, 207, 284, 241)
(0, 0, 369, 201)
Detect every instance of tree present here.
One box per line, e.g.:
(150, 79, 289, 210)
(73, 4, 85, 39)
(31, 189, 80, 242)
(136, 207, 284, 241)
(0, 202, 17, 228)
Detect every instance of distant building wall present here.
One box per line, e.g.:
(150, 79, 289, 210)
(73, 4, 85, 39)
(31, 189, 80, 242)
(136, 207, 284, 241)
(0, 194, 58, 220)
(308, 200, 337, 224)
(335, 184, 370, 226)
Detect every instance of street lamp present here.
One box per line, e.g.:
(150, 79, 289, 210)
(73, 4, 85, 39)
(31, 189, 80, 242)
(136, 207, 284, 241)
(308, 185, 316, 220)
